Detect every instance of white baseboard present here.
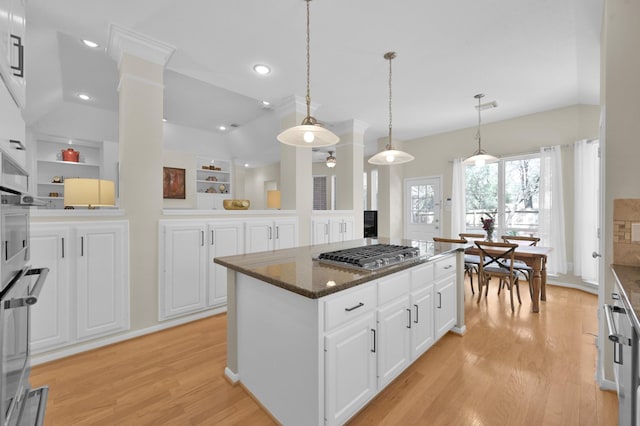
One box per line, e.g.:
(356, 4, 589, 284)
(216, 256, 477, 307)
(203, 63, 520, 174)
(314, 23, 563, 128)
(546, 280, 598, 295)
(598, 378, 617, 392)
(32, 306, 227, 366)
(225, 367, 240, 384)
(452, 325, 466, 335)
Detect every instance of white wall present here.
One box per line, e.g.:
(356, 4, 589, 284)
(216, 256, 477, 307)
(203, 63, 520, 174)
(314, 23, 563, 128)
(243, 163, 280, 209)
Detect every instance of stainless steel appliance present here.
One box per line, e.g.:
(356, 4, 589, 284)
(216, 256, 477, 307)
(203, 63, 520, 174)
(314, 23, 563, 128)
(1, 152, 49, 426)
(317, 243, 422, 271)
(605, 289, 639, 426)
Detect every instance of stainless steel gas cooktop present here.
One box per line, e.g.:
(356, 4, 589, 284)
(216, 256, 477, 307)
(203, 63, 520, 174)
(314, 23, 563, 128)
(317, 243, 422, 271)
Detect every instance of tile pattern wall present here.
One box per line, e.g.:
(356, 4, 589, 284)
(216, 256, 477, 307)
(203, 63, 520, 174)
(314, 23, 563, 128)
(613, 199, 640, 266)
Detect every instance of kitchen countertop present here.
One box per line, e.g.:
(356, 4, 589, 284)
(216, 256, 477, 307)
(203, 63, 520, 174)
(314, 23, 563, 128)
(214, 237, 465, 299)
(611, 264, 640, 330)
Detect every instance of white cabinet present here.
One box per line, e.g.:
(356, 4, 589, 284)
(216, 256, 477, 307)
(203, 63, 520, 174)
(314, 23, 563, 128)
(29, 224, 71, 352)
(159, 218, 245, 319)
(0, 0, 26, 109)
(159, 221, 208, 320)
(311, 214, 354, 245)
(324, 311, 377, 426)
(330, 216, 354, 242)
(196, 157, 232, 210)
(207, 220, 243, 307)
(434, 255, 457, 340)
(377, 295, 411, 389)
(0, 72, 26, 169)
(410, 286, 434, 358)
(30, 221, 130, 353)
(74, 222, 129, 340)
(244, 218, 297, 254)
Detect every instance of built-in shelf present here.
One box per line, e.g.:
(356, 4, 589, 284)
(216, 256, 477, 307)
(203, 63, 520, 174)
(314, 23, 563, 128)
(195, 157, 233, 209)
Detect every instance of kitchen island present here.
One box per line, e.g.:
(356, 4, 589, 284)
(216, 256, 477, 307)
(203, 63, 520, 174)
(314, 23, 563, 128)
(214, 238, 465, 425)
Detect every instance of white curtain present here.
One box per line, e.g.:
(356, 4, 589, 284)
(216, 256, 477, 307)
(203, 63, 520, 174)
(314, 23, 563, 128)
(573, 139, 600, 282)
(451, 159, 466, 238)
(539, 146, 567, 275)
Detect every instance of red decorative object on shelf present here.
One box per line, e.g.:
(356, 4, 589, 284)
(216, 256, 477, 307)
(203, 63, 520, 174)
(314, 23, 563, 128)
(62, 148, 79, 162)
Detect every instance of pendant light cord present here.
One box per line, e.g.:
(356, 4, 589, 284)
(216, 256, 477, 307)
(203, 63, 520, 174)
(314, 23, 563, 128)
(475, 94, 483, 152)
(384, 52, 396, 150)
(305, 0, 311, 119)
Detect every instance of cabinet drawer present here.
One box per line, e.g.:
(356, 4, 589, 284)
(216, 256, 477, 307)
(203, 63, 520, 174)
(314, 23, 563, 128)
(324, 284, 376, 331)
(378, 271, 410, 305)
(410, 263, 433, 290)
(434, 255, 456, 281)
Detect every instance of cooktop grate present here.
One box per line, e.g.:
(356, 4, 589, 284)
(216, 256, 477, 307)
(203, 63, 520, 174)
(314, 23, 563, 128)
(318, 244, 420, 270)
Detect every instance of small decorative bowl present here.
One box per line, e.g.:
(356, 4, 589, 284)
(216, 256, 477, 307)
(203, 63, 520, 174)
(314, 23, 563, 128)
(223, 199, 250, 210)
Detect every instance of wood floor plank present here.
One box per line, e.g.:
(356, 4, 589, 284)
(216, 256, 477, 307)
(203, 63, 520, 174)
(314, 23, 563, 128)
(31, 279, 618, 425)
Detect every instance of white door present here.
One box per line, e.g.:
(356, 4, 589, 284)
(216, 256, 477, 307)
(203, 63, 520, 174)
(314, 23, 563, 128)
(404, 176, 442, 241)
(435, 276, 457, 340)
(274, 219, 298, 250)
(377, 296, 411, 390)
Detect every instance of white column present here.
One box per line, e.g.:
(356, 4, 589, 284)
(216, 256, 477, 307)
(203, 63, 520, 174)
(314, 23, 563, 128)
(108, 25, 175, 327)
(334, 120, 369, 239)
(277, 96, 314, 246)
(375, 137, 405, 240)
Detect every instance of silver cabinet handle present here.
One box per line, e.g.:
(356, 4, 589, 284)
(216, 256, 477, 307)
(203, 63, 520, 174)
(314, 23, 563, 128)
(9, 139, 25, 150)
(344, 302, 364, 312)
(437, 292, 442, 308)
(443, 264, 453, 270)
(592, 251, 602, 258)
(414, 304, 419, 323)
(26, 268, 50, 303)
(269, 226, 272, 240)
(201, 230, 205, 246)
(371, 329, 376, 353)
(61, 237, 65, 258)
(211, 230, 215, 245)
(81, 236, 84, 256)
(276, 226, 279, 240)
(406, 308, 412, 328)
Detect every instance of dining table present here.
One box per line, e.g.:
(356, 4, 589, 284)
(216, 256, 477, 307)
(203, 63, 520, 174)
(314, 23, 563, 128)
(465, 244, 553, 313)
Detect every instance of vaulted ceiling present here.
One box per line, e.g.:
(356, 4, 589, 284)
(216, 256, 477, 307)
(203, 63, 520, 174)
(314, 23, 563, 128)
(25, 0, 603, 166)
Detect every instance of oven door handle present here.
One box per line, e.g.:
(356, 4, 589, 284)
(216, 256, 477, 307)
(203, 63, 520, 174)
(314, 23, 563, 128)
(604, 304, 632, 346)
(25, 267, 49, 305)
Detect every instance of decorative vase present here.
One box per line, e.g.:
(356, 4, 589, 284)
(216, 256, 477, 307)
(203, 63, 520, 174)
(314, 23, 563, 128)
(485, 229, 494, 241)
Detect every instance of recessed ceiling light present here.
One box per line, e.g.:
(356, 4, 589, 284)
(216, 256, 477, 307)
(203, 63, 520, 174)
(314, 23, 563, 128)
(244, 163, 249, 168)
(218, 125, 226, 131)
(162, 118, 167, 122)
(253, 64, 271, 75)
(78, 93, 91, 101)
(262, 100, 271, 107)
(82, 39, 99, 48)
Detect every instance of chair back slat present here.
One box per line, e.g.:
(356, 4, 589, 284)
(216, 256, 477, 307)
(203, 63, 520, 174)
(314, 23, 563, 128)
(501, 235, 540, 246)
(459, 233, 486, 242)
(474, 241, 518, 275)
(433, 237, 466, 244)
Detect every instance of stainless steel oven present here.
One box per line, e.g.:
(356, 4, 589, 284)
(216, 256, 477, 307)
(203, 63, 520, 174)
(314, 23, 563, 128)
(0, 152, 49, 426)
(1, 267, 48, 426)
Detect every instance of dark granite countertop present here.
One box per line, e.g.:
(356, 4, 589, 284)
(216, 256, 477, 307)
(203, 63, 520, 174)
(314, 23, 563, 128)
(611, 264, 640, 330)
(214, 237, 465, 299)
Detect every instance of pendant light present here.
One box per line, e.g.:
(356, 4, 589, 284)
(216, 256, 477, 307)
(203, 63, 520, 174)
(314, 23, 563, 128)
(463, 93, 498, 167)
(325, 151, 336, 168)
(368, 52, 414, 165)
(277, 0, 339, 148)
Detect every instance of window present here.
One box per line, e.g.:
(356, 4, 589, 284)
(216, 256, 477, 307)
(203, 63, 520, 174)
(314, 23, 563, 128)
(465, 153, 540, 237)
(313, 176, 327, 210)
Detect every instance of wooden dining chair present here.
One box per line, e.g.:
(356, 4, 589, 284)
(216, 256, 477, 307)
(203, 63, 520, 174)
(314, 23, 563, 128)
(459, 233, 486, 242)
(500, 235, 541, 297)
(475, 241, 522, 312)
(433, 237, 478, 294)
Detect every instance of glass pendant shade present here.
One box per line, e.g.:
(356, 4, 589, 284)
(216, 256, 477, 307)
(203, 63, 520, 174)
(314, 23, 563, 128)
(463, 93, 498, 166)
(368, 147, 414, 165)
(277, 0, 339, 148)
(368, 51, 414, 166)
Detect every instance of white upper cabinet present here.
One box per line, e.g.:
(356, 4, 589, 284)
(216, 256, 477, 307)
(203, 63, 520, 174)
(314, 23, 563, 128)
(0, 0, 26, 109)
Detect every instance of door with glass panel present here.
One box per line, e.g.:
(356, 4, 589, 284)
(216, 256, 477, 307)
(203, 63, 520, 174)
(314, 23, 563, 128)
(404, 177, 441, 241)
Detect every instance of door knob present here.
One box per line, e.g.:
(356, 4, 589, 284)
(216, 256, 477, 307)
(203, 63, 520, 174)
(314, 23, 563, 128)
(592, 251, 602, 258)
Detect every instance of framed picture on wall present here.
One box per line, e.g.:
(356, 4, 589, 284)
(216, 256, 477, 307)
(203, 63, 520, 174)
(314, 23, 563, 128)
(163, 167, 186, 199)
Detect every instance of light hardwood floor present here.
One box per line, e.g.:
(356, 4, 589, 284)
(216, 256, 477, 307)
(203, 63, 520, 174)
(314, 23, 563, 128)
(31, 280, 618, 425)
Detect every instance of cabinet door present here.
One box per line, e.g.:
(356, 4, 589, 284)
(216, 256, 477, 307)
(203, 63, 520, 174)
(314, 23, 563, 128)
(435, 274, 457, 341)
(325, 312, 377, 426)
(76, 222, 129, 340)
(0, 77, 26, 168)
(29, 224, 71, 353)
(274, 218, 297, 250)
(311, 219, 329, 245)
(342, 217, 354, 241)
(410, 286, 434, 359)
(208, 221, 243, 307)
(245, 220, 273, 253)
(329, 220, 343, 242)
(377, 295, 411, 390)
(160, 222, 207, 320)
(0, 0, 25, 109)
